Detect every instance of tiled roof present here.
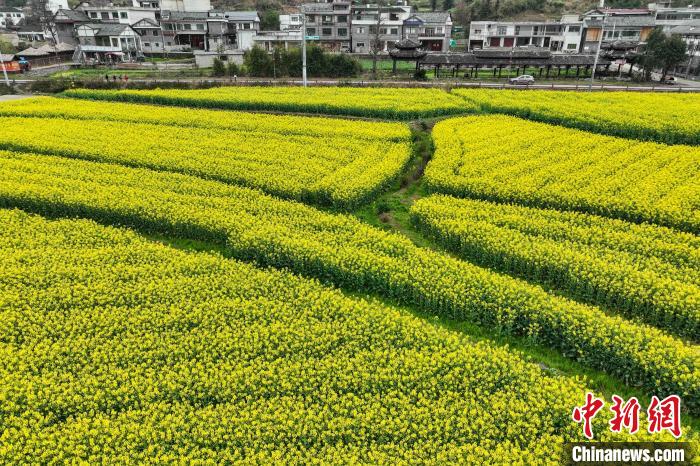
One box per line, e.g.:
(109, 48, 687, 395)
(411, 12, 450, 23)
(161, 10, 209, 21)
(55, 9, 90, 22)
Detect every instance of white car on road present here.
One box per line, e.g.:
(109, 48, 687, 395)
(509, 75, 535, 85)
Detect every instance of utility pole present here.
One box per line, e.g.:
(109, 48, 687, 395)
(301, 6, 307, 87)
(686, 42, 696, 77)
(1, 59, 9, 87)
(589, 11, 607, 90)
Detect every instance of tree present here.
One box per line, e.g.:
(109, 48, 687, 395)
(243, 45, 274, 77)
(226, 60, 239, 77)
(639, 28, 688, 81)
(452, 1, 472, 32)
(659, 35, 688, 79)
(431, 0, 438, 10)
(260, 10, 280, 31)
(443, 0, 454, 10)
(639, 28, 665, 81)
(212, 57, 226, 76)
(0, 38, 15, 54)
(30, 0, 59, 60)
(369, 0, 387, 78)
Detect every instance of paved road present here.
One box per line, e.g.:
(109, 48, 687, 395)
(7, 77, 700, 92)
(0, 94, 32, 101)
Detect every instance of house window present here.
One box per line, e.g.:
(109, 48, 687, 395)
(474, 29, 481, 34)
(568, 25, 580, 32)
(436, 26, 442, 33)
(356, 26, 365, 34)
(167, 41, 172, 45)
(497, 26, 506, 35)
(196, 23, 204, 30)
(155, 42, 160, 46)
(406, 27, 416, 34)
(90, 12, 98, 18)
(514, 25, 520, 35)
(567, 43, 577, 49)
(337, 15, 347, 23)
(111, 37, 118, 46)
(243, 23, 250, 29)
(120, 11, 127, 19)
(356, 42, 365, 47)
(322, 27, 332, 36)
(306, 27, 316, 35)
(101, 12, 109, 19)
(184, 23, 192, 30)
(111, 12, 118, 19)
(380, 27, 388, 34)
(144, 42, 150, 46)
(322, 15, 333, 22)
(390, 27, 398, 35)
(390, 13, 398, 20)
(152, 29, 159, 35)
(338, 27, 347, 36)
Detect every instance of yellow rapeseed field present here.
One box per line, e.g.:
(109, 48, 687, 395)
(426, 115, 700, 233)
(63, 86, 472, 119)
(455, 89, 700, 145)
(0, 209, 601, 464)
(411, 195, 700, 341)
(0, 110, 411, 209)
(1, 150, 697, 412)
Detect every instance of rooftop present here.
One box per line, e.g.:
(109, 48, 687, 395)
(670, 19, 700, 34)
(81, 22, 132, 35)
(406, 12, 451, 23)
(420, 52, 610, 66)
(55, 9, 91, 22)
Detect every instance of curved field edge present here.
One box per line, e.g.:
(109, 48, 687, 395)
(2, 208, 621, 463)
(0, 116, 412, 211)
(409, 195, 700, 342)
(0, 151, 697, 414)
(453, 89, 700, 146)
(424, 115, 700, 234)
(60, 87, 476, 120)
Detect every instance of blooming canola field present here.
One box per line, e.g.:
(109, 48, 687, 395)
(455, 89, 700, 145)
(63, 86, 472, 119)
(0, 89, 698, 462)
(426, 115, 700, 233)
(0, 209, 593, 464)
(0, 106, 411, 209)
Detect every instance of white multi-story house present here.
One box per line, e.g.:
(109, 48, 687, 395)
(75, 0, 159, 26)
(351, 2, 412, 54)
(160, 0, 211, 13)
(468, 17, 583, 52)
(301, 0, 352, 52)
(132, 17, 163, 52)
(402, 11, 452, 52)
(579, 7, 656, 54)
(207, 11, 259, 51)
(74, 22, 143, 61)
(279, 12, 302, 31)
(0, 7, 25, 28)
(650, 2, 700, 32)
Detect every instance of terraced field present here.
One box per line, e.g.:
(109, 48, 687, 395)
(1, 89, 697, 462)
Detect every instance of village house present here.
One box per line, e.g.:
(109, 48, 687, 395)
(75, 22, 142, 61)
(402, 11, 451, 52)
(302, 0, 351, 52)
(351, 2, 411, 54)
